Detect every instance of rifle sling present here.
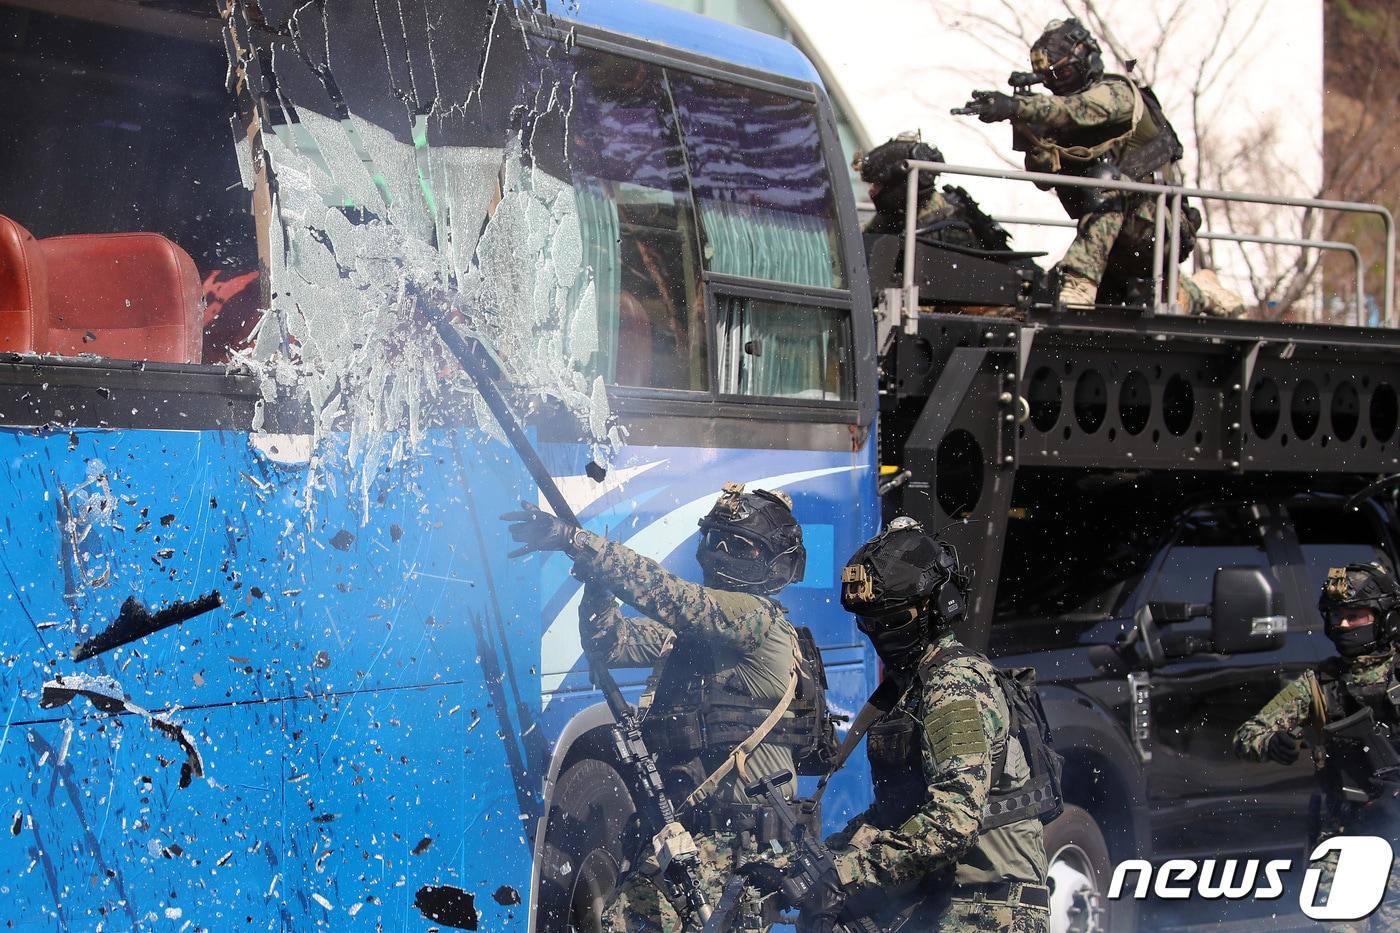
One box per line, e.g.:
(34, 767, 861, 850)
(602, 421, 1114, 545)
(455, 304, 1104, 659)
(682, 643, 801, 812)
(811, 676, 910, 807)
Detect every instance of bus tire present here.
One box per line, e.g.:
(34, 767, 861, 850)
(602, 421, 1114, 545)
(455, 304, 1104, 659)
(537, 757, 637, 933)
(1044, 803, 1131, 933)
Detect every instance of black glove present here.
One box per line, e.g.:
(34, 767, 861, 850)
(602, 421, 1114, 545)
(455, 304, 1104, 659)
(968, 90, 1017, 123)
(782, 866, 846, 932)
(793, 877, 847, 933)
(736, 861, 788, 897)
(1266, 731, 1300, 765)
(500, 501, 573, 558)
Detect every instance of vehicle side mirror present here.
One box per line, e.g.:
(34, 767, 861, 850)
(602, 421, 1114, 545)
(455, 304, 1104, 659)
(1211, 566, 1287, 654)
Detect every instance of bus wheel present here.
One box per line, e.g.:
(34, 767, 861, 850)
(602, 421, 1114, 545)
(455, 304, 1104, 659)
(1044, 804, 1128, 933)
(537, 757, 636, 933)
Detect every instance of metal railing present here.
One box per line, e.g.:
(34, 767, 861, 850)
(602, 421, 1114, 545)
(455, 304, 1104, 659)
(993, 214, 1367, 325)
(901, 160, 1395, 326)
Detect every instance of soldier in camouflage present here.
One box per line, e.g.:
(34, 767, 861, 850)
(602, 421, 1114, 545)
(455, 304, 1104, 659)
(958, 18, 1242, 317)
(746, 518, 1049, 931)
(1233, 563, 1400, 930)
(504, 483, 808, 932)
(855, 133, 1011, 253)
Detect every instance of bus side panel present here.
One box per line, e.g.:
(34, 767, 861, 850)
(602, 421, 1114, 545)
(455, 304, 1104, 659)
(0, 427, 541, 929)
(534, 438, 881, 832)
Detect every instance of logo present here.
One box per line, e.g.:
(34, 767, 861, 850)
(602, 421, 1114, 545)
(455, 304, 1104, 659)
(1107, 836, 1394, 921)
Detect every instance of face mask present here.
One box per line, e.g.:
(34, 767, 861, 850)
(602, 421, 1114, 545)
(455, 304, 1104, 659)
(1329, 622, 1379, 659)
(857, 607, 929, 674)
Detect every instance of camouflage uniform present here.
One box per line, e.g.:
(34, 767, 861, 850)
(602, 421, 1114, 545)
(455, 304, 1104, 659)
(570, 531, 799, 933)
(864, 191, 980, 250)
(828, 630, 1049, 931)
(1013, 79, 1232, 317)
(1233, 650, 1400, 930)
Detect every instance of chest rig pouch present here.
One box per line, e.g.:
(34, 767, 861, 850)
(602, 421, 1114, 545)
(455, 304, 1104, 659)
(1318, 658, 1400, 816)
(640, 615, 842, 807)
(864, 647, 1064, 831)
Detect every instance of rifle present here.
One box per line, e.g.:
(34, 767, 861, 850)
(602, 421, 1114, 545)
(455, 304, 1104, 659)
(1323, 706, 1400, 803)
(418, 293, 714, 927)
(724, 770, 883, 933)
(950, 72, 1045, 161)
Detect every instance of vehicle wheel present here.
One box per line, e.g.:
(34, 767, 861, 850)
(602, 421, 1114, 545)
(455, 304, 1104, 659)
(1044, 804, 1131, 933)
(536, 757, 637, 933)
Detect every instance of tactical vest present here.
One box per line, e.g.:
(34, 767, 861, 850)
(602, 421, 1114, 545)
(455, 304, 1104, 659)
(1316, 655, 1400, 824)
(865, 646, 1061, 832)
(640, 616, 839, 804)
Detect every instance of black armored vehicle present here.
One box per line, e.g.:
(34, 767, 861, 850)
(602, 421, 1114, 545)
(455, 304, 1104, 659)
(869, 193, 1400, 929)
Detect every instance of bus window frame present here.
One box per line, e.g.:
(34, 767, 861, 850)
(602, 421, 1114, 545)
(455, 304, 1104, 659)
(552, 20, 876, 430)
(0, 10, 874, 438)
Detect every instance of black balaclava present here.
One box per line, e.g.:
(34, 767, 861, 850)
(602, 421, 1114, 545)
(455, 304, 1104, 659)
(1030, 18, 1104, 96)
(1319, 563, 1400, 660)
(841, 518, 967, 675)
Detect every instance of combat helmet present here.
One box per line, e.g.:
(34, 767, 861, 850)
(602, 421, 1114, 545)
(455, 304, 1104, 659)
(696, 482, 805, 594)
(841, 518, 968, 671)
(1319, 562, 1400, 657)
(852, 132, 944, 215)
(1030, 17, 1104, 95)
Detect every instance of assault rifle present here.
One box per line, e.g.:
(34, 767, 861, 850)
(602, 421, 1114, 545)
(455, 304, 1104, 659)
(418, 293, 713, 927)
(706, 770, 883, 933)
(1323, 706, 1400, 803)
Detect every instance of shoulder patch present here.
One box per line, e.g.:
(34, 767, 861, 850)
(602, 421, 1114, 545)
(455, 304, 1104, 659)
(922, 697, 988, 767)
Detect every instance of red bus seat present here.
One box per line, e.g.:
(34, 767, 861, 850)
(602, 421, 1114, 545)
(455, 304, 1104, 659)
(40, 232, 204, 364)
(0, 215, 47, 353)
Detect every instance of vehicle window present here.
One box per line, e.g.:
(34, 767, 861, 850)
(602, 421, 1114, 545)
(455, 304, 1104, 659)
(715, 295, 853, 401)
(668, 72, 845, 290)
(1147, 509, 1270, 612)
(1290, 505, 1394, 627)
(562, 48, 708, 391)
(0, 7, 257, 365)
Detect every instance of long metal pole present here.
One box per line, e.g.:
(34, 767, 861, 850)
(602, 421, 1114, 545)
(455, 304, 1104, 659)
(903, 165, 920, 317)
(1166, 192, 1183, 313)
(906, 160, 1396, 323)
(1150, 191, 1167, 313)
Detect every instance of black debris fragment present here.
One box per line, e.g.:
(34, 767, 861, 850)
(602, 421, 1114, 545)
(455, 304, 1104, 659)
(492, 885, 521, 906)
(40, 674, 205, 788)
(10, 810, 19, 836)
(312, 650, 331, 669)
(330, 529, 355, 551)
(414, 886, 478, 930)
(412, 836, 433, 856)
(159, 514, 176, 527)
(72, 591, 223, 662)
(585, 460, 607, 482)
(389, 524, 404, 542)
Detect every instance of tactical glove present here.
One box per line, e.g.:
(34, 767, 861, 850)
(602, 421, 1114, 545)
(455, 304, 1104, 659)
(735, 861, 788, 898)
(1266, 731, 1300, 765)
(794, 878, 848, 933)
(968, 90, 1018, 123)
(500, 501, 574, 558)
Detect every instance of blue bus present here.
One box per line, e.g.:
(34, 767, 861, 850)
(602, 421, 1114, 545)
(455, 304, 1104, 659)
(0, 0, 879, 928)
